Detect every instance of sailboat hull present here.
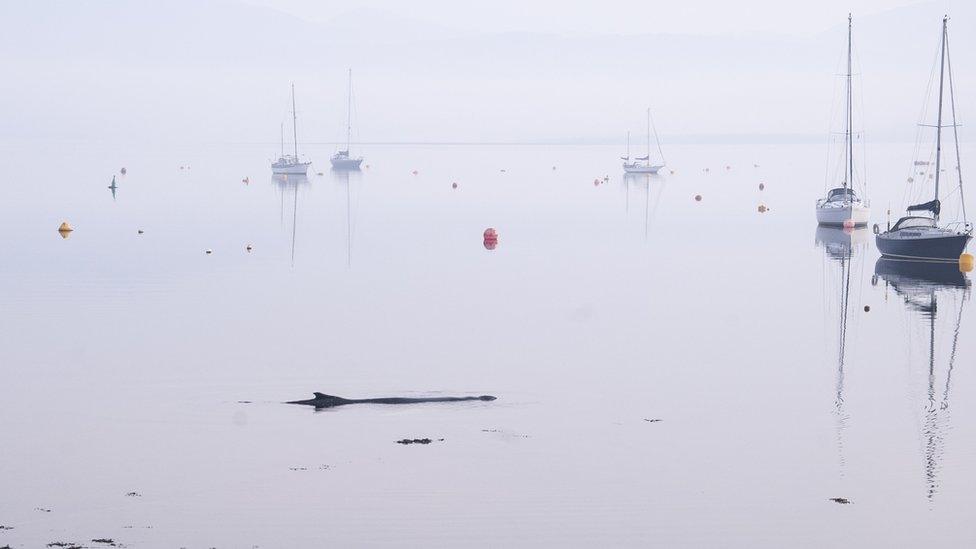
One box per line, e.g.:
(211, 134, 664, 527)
(330, 157, 363, 170)
(623, 164, 664, 174)
(816, 204, 870, 227)
(876, 231, 971, 261)
(272, 162, 311, 175)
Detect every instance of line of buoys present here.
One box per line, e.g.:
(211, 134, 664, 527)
(961, 253, 974, 273)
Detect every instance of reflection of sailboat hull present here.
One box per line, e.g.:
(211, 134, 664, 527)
(815, 226, 869, 260)
(816, 204, 870, 227)
(874, 258, 971, 289)
(623, 163, 664, 174)
(876, 232, 971, 261)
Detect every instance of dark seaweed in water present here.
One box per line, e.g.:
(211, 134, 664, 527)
(91, 539, 117, 546)
(829, 497, 852, 505)
(47, 543, 82, 549)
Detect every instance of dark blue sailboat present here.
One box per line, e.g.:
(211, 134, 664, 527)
(876, 16, 972, 261)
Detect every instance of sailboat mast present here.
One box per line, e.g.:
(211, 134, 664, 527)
(933, 16, 947, 222)
(646, 108, 651, 163)
(944, 23, 967, 223)
(346, 68, 353, 153)
(845, 14, 854, 190)
(626, 131, 631, 160)
(280, 122, 284, 158)
(291, 83, 299, 159)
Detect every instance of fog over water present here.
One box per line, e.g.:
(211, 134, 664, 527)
(2, 0, 975, 143)
(1, 1, 976, 547)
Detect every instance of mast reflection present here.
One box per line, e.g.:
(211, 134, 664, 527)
(815, 226, 869, 477)
(873, 258, 970, 502)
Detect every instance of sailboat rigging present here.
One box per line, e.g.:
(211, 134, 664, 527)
(623, 108, 665, 174)
(331, 68, 365, 170)
(817, 14, 870, 227)
(272, 84, 312, 175)
(876, 16, 972, 260)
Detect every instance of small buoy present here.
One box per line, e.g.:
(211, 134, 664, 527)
(757, 204, 767, 213)
(960, 253, 975, 273)
(58, 221, 73, 233)
(120, 167, 127, 175)
(694, 194, 702, 202)
(670, 170, 675, 175)
(205, 249, 213, 255)
(317, 172, 324, 176)
(245, 245, 253, 253)
(593, 179, 600, 186)
(483, 228, 498, 251)
(365, 164, 370, 169)
(500, 169, 506, 173)
(552, 166, 557, 170)
(180, 165, 185, 170)
(864, 305, 871, 312)
(137, 229, 144, 235)
(704, 168, 710, 173)
(759, 183, 765, 191)
(242, 177, 249, 184)
(725, 165, 731, 170)
(753, 163, 760, 168)
(412, 170, 418, 175)
(452, 182, 458, 189)
(843, 219, 856, 229)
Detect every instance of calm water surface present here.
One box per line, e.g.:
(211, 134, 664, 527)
(0, 141, 974, 547)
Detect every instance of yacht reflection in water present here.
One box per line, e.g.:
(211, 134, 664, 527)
(272, 173, 309, 266)
(622, 172, 665, 240)
(332, 168, 362, 267)
(815, 226, 869, 477)
(873, 258, 970, 502)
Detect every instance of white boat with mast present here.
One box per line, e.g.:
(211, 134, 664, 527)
(816, 14, 870, 227)
(876, 16, 972, 261)
(622, 108, 665, 174)
(272, 84, 311, 175)
(331, 68, 364, 170)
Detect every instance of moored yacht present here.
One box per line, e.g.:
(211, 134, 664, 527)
(816, 15, 870, 227)
(331, 69, 364, 170)
(272, 84, 311, 175)
(622, 108, 665, 174)
(876, 16, 972, 261)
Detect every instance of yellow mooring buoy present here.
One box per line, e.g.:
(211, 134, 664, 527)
(960, 253, 974, 273)
(58, 221, 73, 233)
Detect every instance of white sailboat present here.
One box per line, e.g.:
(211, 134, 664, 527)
(622, 108, 665, 174)
(817, 15, 870, 227)
(272, 84, 311, 175)
(331, 68, 364, 170)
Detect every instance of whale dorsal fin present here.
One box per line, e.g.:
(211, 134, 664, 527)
(313, 392, 339, 399)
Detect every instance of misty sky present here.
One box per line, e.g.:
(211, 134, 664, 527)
(247, 0, 925, 35)
(1, 0, 972, 143)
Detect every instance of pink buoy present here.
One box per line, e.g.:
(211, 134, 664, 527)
(843, 219, 856, 229)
